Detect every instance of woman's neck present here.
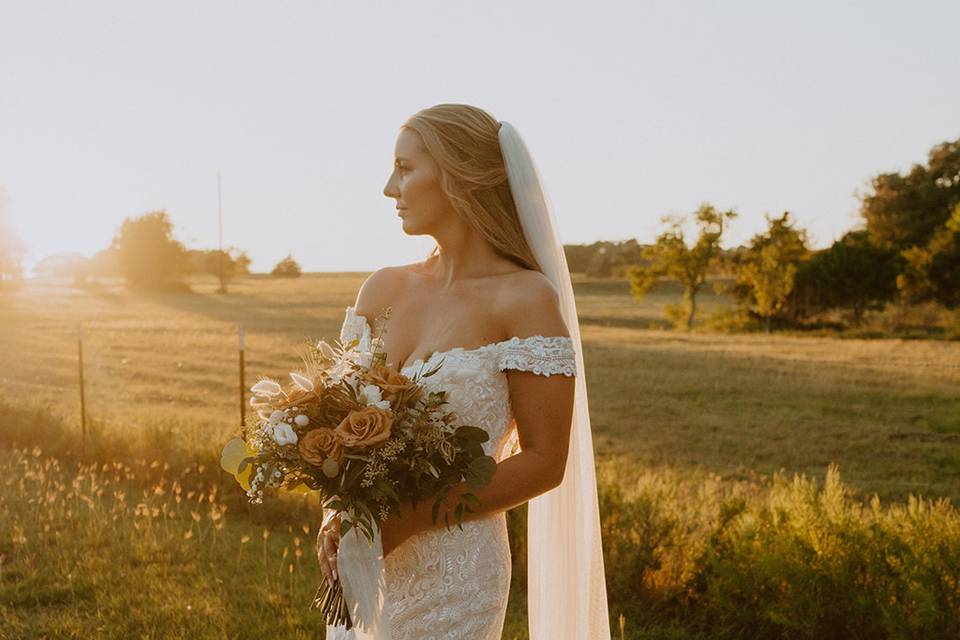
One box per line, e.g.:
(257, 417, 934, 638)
(426, 242, 514, 287)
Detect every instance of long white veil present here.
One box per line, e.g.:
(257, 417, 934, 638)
(499, 121, 611, 639)
(333, 120, 611, 640)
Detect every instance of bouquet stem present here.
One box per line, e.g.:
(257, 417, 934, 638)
(310, 576, 353, 630)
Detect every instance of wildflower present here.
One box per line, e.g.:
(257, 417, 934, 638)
(251, 379, 282, 397)
(290, 372, 314, 392)
(317, 339, 336, 359)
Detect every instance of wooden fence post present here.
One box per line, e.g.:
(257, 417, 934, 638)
(239, 324, 246, 427)
(77, 320, 87, 456)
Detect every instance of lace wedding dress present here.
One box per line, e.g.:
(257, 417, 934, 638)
(325, 305, 578, 640)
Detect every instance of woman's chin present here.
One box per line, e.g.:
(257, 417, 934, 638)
(399, 216, 420, 234)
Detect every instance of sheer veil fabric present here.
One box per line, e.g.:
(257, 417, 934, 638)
(499, 121, 611, 640)
(334, 121, 611, 640)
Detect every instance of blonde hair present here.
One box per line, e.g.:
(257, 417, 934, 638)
(401, 104, 542, 272)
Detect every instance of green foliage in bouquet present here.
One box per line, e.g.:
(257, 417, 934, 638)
(220, 307, 497, 628)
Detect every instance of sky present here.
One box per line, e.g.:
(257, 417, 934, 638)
(2, 0, 958, 273)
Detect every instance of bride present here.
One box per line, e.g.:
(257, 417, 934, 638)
(319, 104, 610, 640)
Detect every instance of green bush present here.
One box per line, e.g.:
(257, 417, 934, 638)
(5, 403, 960, 639)
(693, 465, 960, 638)
(704, 307, 760, 333)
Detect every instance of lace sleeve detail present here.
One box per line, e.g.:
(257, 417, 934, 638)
(497, 335, 577, 377)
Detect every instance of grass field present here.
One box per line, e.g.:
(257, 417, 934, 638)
(2, 273, 960, 638)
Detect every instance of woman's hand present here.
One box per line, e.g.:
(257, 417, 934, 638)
(380, 497, 441, 558)
(379, 515, 407, 558)
(316, 509, 341, 587)
(379, 499, 422, 558)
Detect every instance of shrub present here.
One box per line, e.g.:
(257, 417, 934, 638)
(271, 254, 302, 278)
(692, 465, 960, 638)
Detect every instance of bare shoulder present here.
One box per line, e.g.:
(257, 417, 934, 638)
(499, 270, 570, 340)
(353, 266, 409, 321)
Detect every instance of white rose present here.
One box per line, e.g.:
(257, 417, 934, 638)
(269, 410, 285, 426)
(294, 414, 309, 427)
(273, 423, 298, 446)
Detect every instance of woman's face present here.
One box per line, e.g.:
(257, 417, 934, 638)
(383, 128, 451, 235)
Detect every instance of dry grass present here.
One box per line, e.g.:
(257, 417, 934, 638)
(2, 273, 959, 638)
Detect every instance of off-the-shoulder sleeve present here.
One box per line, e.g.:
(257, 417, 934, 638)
(497, 335, 577, 377)
(340, 306, 371, 349)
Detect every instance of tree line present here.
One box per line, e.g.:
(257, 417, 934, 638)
(591, 137, 957, 331)
(13, 209, 304, 292)
(2, 137, 956, 311)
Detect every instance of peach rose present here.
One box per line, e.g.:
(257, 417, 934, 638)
(366, 364, 420, 405)
(298, 428, 343, 465)
(335, 406, 393, 449)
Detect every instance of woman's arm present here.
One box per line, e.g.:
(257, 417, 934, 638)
(381, 275, 575, 554)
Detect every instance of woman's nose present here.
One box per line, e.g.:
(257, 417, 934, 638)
(383, 177, 398, 199)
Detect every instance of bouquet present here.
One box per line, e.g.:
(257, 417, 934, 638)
(220, 308, 497, 629)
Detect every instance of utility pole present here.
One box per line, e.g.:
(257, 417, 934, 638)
(217, 171, 227, 293)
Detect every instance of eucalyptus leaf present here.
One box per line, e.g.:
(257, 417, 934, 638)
(463, 440, 484, 459)
(460, 492, 481, 511)
(454, 426, 489, 443)
(322, 458, 340, 478)
(465, 456, 496, 489)
(374, 478, 399, 501)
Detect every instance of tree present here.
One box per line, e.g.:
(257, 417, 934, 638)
(186, 247, 252, 289)
(110, 210, 189, 291)
(563, 240, 647, 277)
(235, 251, 252, 276)
(792, 230, 902, 326)
(857, 138, 960, 309)
(860, 138, 960, 251)
(33, 252, 91, 286)
(628, 203, 737, 330)
(271, 253, 302, 278)
(898, 203, 960, 309)
(724, 212, 810, 331)
(0, 186, 26, 288)
(563, 243, 597, 274)
(90, 247, 120, 278)
(586, 245, 616, 278)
